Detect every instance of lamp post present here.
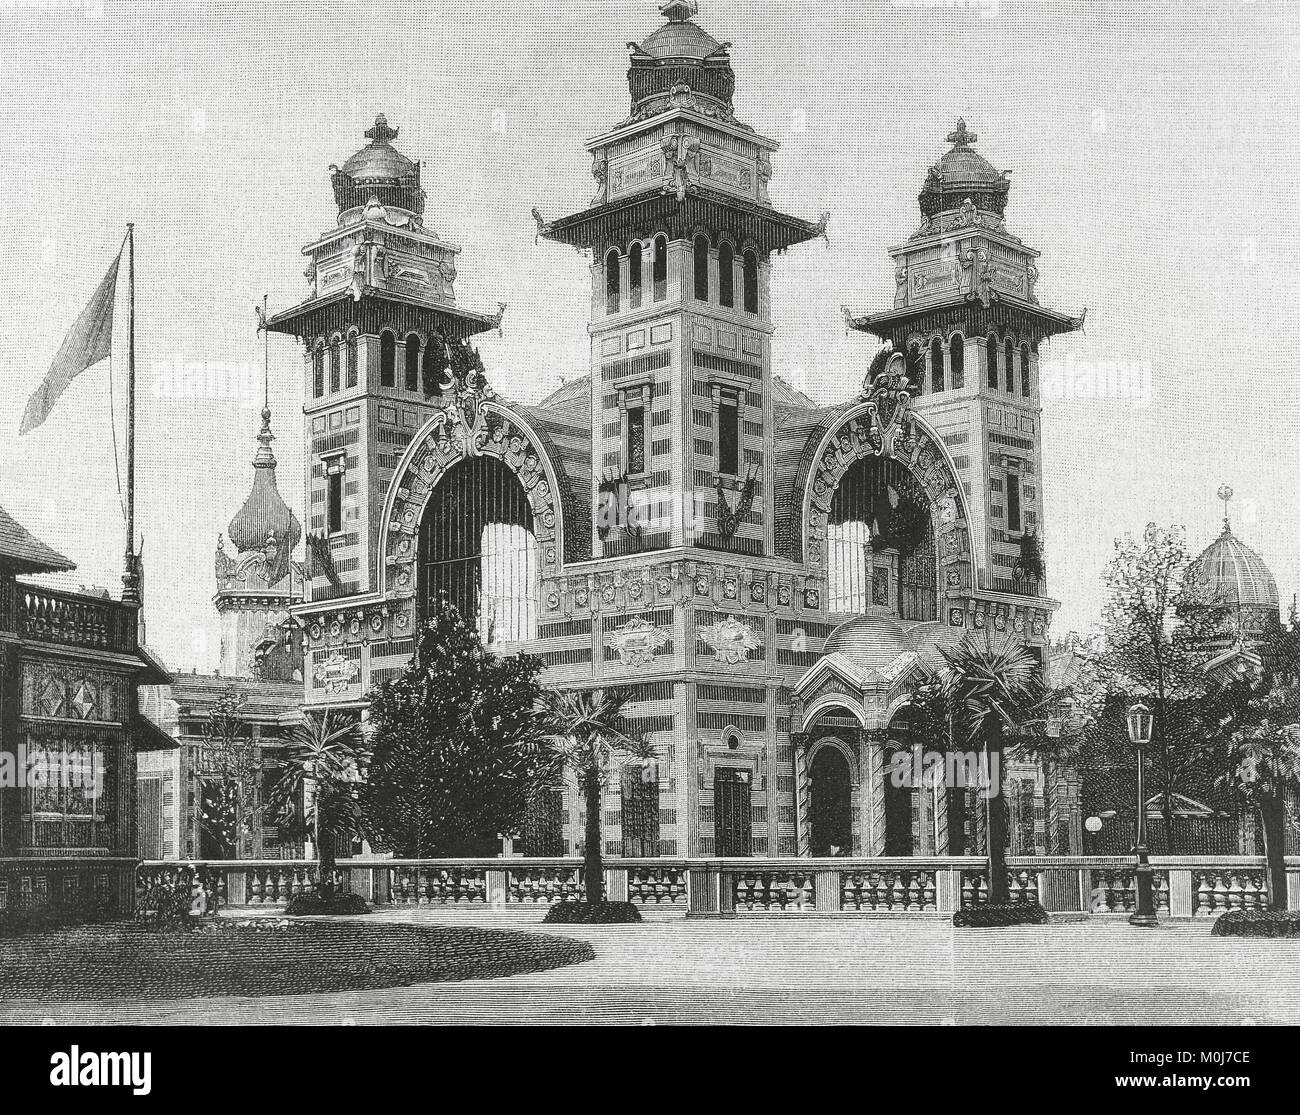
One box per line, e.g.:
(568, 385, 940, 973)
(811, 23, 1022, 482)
(1126, 702, 1159, 927)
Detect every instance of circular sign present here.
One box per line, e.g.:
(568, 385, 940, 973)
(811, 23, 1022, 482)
(1084, 816, 1103, 834)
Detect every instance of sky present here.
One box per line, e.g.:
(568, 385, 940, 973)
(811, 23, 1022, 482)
(0, 0, 1297, 671)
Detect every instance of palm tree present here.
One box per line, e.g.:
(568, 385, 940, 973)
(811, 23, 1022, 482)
(539, 689, 651, 905)
(941, 634, 1044, 904)
(266, 712, 369, 900)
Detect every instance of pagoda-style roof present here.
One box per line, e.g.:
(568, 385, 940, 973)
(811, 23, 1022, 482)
(539, 184, 827, 254)
(264, 285, 504, 343)
(0, 503, 74, 574)
(847, 293, 1084, 343)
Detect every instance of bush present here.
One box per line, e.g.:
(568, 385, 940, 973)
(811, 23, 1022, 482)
(283, 892, 370, 917)
(953, 901, 1050, 929)
(0, 901, 108, 939)
(1211, 909, 1300, 938)
(542, 900, 642, 925)
(135, 882, 203, 932)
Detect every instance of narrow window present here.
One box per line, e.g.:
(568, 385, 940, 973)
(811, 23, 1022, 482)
(718, 393, 740, 476)
(626, 405, 646, 475)
(629, 242, 643, 310)
(930, 337, 944, 393)
(405, 335, 421, 391)
(1021, 344, 1031, 398)
(718, 242, 734, 308)
(743, 249, 759, 314)
(325, 457, 345, 534)
(329, 340, 341, 393)
(621, 763, 661, 858)
(986, 336, 999, 390)
(380, 331, 396, 388)
(345, 334, 358, 388)
(1007, 471, 1022, 533)
(1004, 338, 1016, 395)
(312, 344, 324, 398)
(693, 234, 710, 301)
(950, 333, 964, 389)
(605, 248, 621, 315)
(422, 339, 442, 397)
(653, 235, 668, 301)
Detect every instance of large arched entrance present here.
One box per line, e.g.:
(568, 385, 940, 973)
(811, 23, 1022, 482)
(417, 455, 538, 644)
(809, 745, 853, 856)
(826, 455, 937, 620)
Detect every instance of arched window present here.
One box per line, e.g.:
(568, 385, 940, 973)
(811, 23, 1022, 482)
(909, 343, 923, 394)
(718, 241, 734, 308)
(653, 235, 668, 301)
(693, 234, 710, 301)
(312, 343, 325, 397)
(380, 331, 396, 388)
(422, 336, 442, 397)
(986, 336, 999, 390)
(328, 338, 341, 393)
(405, 335, 421, 391)
(949, 333, 965, 389)
(930, 337, 945, 393)
(1020, 344, 1031, 398)
(629, 242, 643, 310)
(1004, 338, 1016, 395)
(605, 248, 621, 315)
(345, 333, 358, 389)
(743, 249, 759, 314)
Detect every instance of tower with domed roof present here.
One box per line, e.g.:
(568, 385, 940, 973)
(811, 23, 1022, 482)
(846, 119, 1084, 624)
(213, 405, 305, 680)
(537, 0, 828, 559)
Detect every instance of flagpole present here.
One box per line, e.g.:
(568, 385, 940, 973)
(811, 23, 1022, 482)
(123, 223, 139, 606)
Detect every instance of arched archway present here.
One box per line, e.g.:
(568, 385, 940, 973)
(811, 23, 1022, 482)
(417, 455, 538, 644)
(809, 745, 853, 856)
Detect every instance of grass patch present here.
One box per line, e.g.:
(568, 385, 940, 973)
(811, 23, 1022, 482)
(1211, 909, 1300, 938)
(542, 901, 642, 925)
(953, 901, 1050, 929)
(0, 922, 594, 1001)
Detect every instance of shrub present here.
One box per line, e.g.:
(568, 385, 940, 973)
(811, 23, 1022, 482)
(953, 901, 1050, 929)
(542, 900, 642, 925)
(0, 900, 107, 939)
(1211, 909, 1300, 938)
(135, 882, 201, 932)
(283, 892, 370, 916)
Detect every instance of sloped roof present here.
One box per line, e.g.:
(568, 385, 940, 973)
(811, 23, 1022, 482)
(0, 503, 74, 574)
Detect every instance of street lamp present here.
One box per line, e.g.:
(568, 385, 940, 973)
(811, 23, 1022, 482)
(1126, 702, 1159, 927)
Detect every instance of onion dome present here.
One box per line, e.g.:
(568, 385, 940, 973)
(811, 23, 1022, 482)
(227, 408, 302, 585)
(330, 114, 426, 223)
(918, 119, 1011, 219)
(1185, 519, 1280, 614)
(628, 1, 735, 119)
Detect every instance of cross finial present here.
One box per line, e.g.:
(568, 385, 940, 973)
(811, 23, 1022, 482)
(365, 114, 399, 145)
(1217, 483, 1235, 534)
(660, 0, 698, 22)
(947, 118, 977, 147)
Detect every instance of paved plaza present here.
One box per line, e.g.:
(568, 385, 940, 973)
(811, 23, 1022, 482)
(2, 912, 1296, 1026)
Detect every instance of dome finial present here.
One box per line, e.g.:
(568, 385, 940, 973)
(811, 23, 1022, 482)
(253, 405, 276, 469)
(1218, 483, 1234, 535)
(660, 0, 698, 22)
(947, 118, 978, 147)
(365, 113, 398, 145)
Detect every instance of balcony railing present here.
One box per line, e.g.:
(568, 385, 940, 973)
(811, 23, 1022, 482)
(15, 585, 137, 654)
(136, 855, 1300, 917)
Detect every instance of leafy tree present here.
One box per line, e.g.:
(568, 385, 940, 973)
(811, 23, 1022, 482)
(265, 711, 367, 899)
(1087, 524, 1229, 849)
(941, 634, 1044, 903)
(362, 599, 551, 858)
(539, 689, 651, 904)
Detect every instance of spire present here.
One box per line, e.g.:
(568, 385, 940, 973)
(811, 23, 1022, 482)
(947, 118, 978, 148)
(226, 406, 302, 577)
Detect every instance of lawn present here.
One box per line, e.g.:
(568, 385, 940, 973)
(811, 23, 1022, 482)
(0, 920, 595, 1000)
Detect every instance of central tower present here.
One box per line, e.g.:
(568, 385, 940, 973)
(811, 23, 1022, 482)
(539, 0, 826, 560)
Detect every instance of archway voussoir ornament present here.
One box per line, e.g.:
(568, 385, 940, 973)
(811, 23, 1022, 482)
(800, 351, 974, 599)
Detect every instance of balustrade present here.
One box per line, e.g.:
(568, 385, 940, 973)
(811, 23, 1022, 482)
(733, 870, 815, 912)
(627, 864, 688, 905)
(17, 585, 135, 652)
(842, 869, 936, 911)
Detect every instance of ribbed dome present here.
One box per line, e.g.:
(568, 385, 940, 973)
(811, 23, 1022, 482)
(628, 2, 735, 118)
(823, 613, 915, 672)
(919, 119, 1010, 219)
(227, 408, 302, 585)
(331, 114, 425, 221)
(1186, 523, 1280, 611)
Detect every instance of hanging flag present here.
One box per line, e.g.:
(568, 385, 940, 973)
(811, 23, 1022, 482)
(19, 247, 123, 435)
